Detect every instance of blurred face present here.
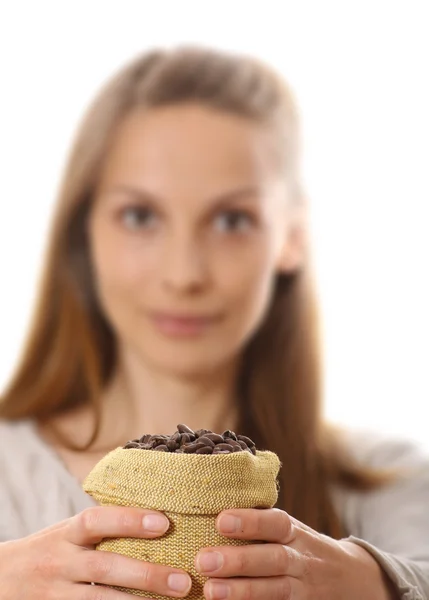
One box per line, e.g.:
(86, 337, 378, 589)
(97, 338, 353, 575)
(89, 103, 298, 376)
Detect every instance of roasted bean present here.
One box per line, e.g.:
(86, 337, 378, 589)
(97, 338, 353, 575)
(197, 436, 215, 447)
(183, 442, 206, 453)
(216, 443, 234, 452)
(167, 439, 178, 451)
(238, 435, 255, 447)
(194, 428, 210, 437)
(177, 423, 194, 435)
(155, 444, 168, 451)
(180, 433, 192, 445)
(123, 425, 258, 455)
(204, 433, 224, 444)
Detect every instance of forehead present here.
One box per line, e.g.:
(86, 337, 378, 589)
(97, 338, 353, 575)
(98, 104, 281, 190)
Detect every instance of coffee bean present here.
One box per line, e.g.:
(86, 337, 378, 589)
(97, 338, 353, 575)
(237, 435, 255, 447)
(184, 442, 206, 453)
(167, 439, 178, 451)
(216, 443, 234, 452)
(228, 439, 242, 449)
(180, 433, 192, 445)
(183, 445, 197, 453)
(204, 433, 224, 444)
(155, 445, 168, 452)
(123, 426, 259, 455)
(194, 428, 210, 438)
(197, 436, 215, 447)
(177, 424, 194, 435)
(149, 436, 167, 446)
(124, 442, 140, 449)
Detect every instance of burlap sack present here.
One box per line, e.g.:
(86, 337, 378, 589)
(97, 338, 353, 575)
(83, 447, 281, 600)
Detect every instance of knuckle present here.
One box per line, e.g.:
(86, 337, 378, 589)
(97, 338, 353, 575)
(235, 549, 250, 573)
(138, 563, 152, 588)
(85, 552, 115, 581)
(252, 511, 265, 537)
(78, 507, 103, 534)
(273, 545, 290, 574)
(302, 551, 317, 580)
(273, 578, 292, 600)
(275, 510, 293, 541)
(117, 509, 136, 531)
(240, 580, 254, 600)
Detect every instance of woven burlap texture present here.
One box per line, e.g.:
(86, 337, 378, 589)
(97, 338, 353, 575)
(83, 447, 281, 600)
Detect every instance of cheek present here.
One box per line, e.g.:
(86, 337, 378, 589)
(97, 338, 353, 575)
(88, 218, 158, 308)
(215, 239, 277, 324)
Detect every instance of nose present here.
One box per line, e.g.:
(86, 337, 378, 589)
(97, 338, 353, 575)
(161, 231, 209, 294)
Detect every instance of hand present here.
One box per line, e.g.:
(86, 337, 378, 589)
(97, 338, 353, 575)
(195, 508, 396, 600)
(0, 506, 192, 598)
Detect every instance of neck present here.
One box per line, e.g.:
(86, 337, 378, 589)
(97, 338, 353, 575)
(84, 346, 240, 450)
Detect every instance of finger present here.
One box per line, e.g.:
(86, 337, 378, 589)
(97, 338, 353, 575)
(67, 506, 170, 546)
(204, 575, 304, 600)
(196, 543, 308, 578)
(216, 508, 298, 545)
(75, 582, 153, 599)
(72, 550, 192, 598)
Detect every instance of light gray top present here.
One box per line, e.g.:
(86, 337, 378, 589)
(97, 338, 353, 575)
(1, 418, 428, 599)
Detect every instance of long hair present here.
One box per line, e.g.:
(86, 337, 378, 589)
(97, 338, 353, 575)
(0, 46, 393, 538)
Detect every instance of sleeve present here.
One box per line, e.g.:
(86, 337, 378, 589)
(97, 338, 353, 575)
(338, 431, 429, 600)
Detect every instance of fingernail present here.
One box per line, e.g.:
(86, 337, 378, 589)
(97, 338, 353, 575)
(209, 582, 229, 600)
(168, 573, 191, 593)
(197, 551, 223, 573)
(218, 514, 241, 533)
(142, 514, 168, 533)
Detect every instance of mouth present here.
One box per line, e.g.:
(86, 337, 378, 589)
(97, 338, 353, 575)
(149, 311, 224, 337)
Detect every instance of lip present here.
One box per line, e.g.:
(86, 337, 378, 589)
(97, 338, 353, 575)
(149, 311, 223, 337)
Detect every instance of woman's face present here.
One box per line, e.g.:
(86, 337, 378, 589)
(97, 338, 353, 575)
(89, 103, 299, 376)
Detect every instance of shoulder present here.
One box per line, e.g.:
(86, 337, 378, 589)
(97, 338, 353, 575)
(0, 417, 33, 451)
(0, 419, 39, 540)
(0, 418, 97, 540)
(0, 418, 37, 458)
(0, 418, 39, 482)
(333, 425, 429, 473)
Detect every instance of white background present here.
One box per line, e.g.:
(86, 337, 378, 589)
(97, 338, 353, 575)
(0, 1, 428, 448)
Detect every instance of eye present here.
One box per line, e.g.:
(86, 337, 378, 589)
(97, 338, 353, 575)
(213, 210, 254, 233)
(119, 205, 158, 230)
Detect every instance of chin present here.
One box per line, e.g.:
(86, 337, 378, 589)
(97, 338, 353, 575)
(142, 344, 236, 379)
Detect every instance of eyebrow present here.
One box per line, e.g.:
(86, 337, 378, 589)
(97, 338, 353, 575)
(105, 183, 263, 207)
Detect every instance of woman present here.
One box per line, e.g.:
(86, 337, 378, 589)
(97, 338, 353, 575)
(0, 46, 428, 599)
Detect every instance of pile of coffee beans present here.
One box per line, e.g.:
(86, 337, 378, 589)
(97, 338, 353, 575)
(123, 423, 256, 455)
